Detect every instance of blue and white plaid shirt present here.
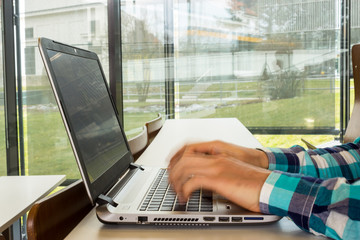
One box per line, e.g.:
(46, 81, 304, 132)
(259, 137, 360, 240)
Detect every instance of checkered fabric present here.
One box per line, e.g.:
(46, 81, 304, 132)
(259, 138, 360, 240)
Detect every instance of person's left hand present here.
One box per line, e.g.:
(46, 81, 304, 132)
(168, 144, 271, 213)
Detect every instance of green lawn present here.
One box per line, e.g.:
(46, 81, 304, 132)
(0, 78, 352, 178)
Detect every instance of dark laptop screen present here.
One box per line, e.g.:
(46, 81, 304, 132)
(47, 49, 128, 183)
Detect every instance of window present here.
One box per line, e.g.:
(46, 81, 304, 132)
(91, 20, 96, 35)
(24, 46, 35, 75)
(19, 0, 109, 179)
(121, 0, 341, 145)
(121, 0, 166, 137)
(25, 27, 33, 39)
(5, 0, 355, 179)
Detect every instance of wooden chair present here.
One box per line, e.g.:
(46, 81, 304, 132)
(1, 228, 9, 240)
(27, 180, 93, 240)
(145, 113, 163, 145)
(302, 44, 360, 148)
(128, 126, 148, 161)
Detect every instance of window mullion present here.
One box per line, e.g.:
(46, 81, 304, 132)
(3, 0, 20, 176)
(164, 0, 175, 119)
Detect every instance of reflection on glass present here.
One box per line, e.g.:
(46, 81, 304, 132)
(122, 0, 340, 136)
(121, 0, 166, 137)
(176, 0, 337, 133)
(21, 1, 108, 178)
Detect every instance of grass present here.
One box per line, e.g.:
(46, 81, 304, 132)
(0, 78, 351, 178)
(24, 109, 79, 177)
(211, 93, 335, 127)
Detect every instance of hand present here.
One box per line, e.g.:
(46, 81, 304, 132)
(168, 140, 269, 169)
(168, 145, 271, 213)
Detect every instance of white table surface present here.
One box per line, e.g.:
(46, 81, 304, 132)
(137, 118, 263, 167)
(0, 175, 66, 232)
(66, 118, 321, 240)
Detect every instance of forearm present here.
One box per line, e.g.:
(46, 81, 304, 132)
(260, 138, 360, 181)
(260, 171, 360, 239)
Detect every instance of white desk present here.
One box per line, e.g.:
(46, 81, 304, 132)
(0, 175, 66, 233)
(66, 118, 320, 240)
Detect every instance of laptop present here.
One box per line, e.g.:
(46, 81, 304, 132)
(38, 37, 281, 226)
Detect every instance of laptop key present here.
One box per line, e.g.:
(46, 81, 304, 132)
(147, 207, 160, 211)
(160, 206, 173, 211)
(140, 169, 214, 213)
(174, 204, 186, 211)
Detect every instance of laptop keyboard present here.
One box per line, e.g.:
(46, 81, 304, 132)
(140, 169, 213, 212)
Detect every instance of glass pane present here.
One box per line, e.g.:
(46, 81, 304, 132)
(0, 1, 5, 176)
(121, 0, 166, 138)
(174, 0, 338, 134)
(20, 1, 109, 178)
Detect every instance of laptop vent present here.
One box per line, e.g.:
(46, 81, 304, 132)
(155, 223, 209, 227)
(153, 217, 199, 222)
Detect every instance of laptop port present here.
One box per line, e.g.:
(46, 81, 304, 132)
(231, 217, 243, 222)
(219, 217, 229, 222)
(138, 216, 148, 224)
(203, 217, 215, 222)
(244, 217, 264, 221)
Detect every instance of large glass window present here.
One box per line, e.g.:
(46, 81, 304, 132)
(19, 0, 109, 179)
(9, 0, 356, 181)
(121, 0, 341, 146)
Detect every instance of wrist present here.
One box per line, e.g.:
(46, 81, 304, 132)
(255, 149, 269, 169)
(251, 168, 271, 212)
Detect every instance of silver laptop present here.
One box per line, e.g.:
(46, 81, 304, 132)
(38, 37, 281, 226)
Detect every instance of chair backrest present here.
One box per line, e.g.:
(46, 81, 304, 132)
(128, 126, 148, 160)
(344, 44, 360, 143)
(27, 180, 93, 240)
(145, 113, 163, 145)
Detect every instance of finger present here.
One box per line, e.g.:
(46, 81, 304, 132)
(169, 142, 221, 169)
(169, 154, 221, 195)
(180, 175, 211, 201)
(168, 145, 187, 169)
(169, 144, 204, 170)
(181, 141, 221, 155)
(190, 141, 221, 155)
(169, 153, 215, 183)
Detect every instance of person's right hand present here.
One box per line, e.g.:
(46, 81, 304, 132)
(168, 140, 269, 170)
(168, 146, 271, 213)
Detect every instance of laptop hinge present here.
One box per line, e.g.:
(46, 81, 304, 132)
(97, 194, 118, 207)
(130, 162, 144, 171)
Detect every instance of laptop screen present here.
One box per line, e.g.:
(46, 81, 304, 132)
(46, 49, 129, 183)
(39, 38, 134, 204)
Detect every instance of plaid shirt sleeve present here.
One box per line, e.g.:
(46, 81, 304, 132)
(258, 138, 360, 240)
